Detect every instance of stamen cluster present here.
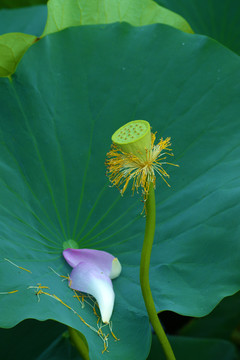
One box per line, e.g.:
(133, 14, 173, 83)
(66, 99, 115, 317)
(105, 133, 177, 198)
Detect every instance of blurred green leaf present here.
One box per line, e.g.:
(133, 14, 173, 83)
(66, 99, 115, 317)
(155, 0, 240, 54)
(0, 23, 240, 358)
(180, 291, 240, 341)
(37, 333, 83, 360)
(0, 0, 47, 8)
(148, 334, 239, 360)
(0, 319, 65, 359)
(0, 5, 47, 36)
(43, 0, 193, 36)
(0, 33, 36, 77)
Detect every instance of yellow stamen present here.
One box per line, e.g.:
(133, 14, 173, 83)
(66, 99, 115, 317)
(49, 267, 70, 280)
(111, 331, 119, 341)
(106, 131, 178, 199)
(0, 290, 18, 294)
(34, 286, 109, 352)
(98, 328, 104, 336)
(93, 304, 99, 317)
(28, 283, 50, 290)
(109, 321, 120, 341)
(45, 268, 118, 354)
(102, 334, 110, 354)
(73, 290, 85, 308)
(4, 258, 32, 273)
(28, 283, 50, 302)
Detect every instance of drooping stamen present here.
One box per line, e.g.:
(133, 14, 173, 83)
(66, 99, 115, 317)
(4, 258, 32, 273)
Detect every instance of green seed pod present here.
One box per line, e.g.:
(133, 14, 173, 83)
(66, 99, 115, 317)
(111, 120, 151, 161)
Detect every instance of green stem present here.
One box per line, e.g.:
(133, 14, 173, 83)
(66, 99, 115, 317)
(68, 327, 90, 360)
(140, 183, 176, 360)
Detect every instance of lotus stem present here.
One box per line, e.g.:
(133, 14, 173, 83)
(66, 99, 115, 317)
(140, 183, 176, 360)
(68, 327, 90, 360)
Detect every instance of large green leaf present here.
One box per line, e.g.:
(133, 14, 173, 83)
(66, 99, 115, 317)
(155, 0, 240, 54)
(43, 0, 193, 36)
(0, 5, 47, 36)
(1, 23, 240, 359)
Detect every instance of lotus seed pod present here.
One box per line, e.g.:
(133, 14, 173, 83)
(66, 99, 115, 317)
(63, 239, 79, 250)
(111, 120, 151, 161)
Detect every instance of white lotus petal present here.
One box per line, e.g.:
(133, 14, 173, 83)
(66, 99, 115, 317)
(69, 261, 115, 323)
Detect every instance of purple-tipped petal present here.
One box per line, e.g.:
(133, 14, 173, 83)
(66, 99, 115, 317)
(69, 262, 115, 323)
(63, 248, 121, 279)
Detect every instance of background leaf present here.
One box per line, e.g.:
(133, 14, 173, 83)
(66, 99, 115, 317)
(1, 23, 240, 358)
(179, 291, 240, 341)
(0, 5, 47, 36)
(155, 0, 240, 54)
(0, 0, 47, 8)
(43, 0, 193, 36)
(0, 319, 65, 360)
(0, 33, 36, 77)
(37, 332, 83, 360)
(148, 334, 239, 360)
